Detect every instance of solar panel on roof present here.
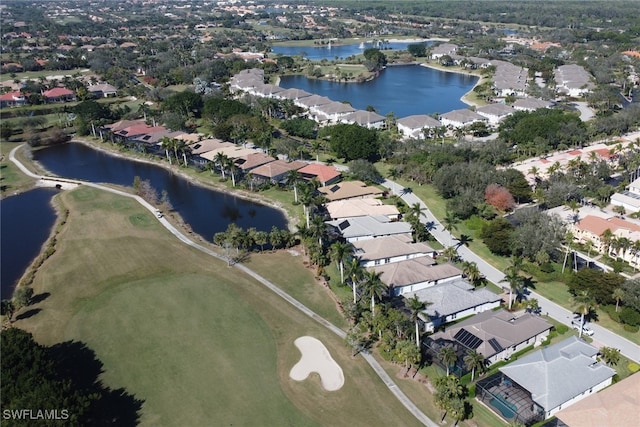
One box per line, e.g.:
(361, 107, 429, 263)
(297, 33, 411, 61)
(454, 328, 482, 349)
(488, 338, 503, 353)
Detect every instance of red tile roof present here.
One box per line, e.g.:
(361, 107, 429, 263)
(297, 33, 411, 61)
(43, 87, 74, 98)
(0, 91, 25, 101)
(297, 163, 341, 184)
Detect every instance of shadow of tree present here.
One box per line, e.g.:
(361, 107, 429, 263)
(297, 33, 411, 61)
(15, 308, 41, 320)
(30, 292, 51, 304)
(48, 341, 144, 426)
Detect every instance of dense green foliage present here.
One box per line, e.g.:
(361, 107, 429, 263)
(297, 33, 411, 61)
(566, 269, 625, 305)
(280, 117, 317, 139)
(480, 218, 515, 256)
(321, 123, 379, 161)
(1, 328, 142, 426)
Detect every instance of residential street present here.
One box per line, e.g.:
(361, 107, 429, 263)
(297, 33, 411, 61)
(382, 179, 640, 363)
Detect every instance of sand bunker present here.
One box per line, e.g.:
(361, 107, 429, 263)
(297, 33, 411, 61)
(289, 336, 344, 391)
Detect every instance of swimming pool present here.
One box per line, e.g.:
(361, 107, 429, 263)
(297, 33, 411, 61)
(490, 394, 517, 418)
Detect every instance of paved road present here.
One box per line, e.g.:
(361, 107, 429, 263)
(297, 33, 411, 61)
(382, 179, 640, 363)
(10, 144, 439, 427)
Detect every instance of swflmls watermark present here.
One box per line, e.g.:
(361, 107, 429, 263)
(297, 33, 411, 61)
(2, 409, 70, 421)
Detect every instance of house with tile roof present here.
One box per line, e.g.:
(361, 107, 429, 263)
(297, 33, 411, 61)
(352, 234, 434, 267)
(371, 258, 463, 295)
(0, 91, 27, 108)
(476, 103, 515, 126)
(512, 97, 553, 112)
(315, 101, 355, 123)
(297, 163, 341, 186)
(43, 87, 75, 103)
(408, 280, 502, 332)
(554, 64, 594, 97)
(427, 309, 552, 365)
(248, 159, 306, 184)
(326, 215, 412, 244)
(234, 152, 276, 173)
(87, 83, 118, 98)
(318, 180, 384, 202)
(430, 43, 458, 60)
(325, 198, 399, 222)
(555, 372, 640, 427)
(493, 336, 615, 420)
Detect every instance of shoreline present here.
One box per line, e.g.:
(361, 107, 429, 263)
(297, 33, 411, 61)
(68, 138, 298, 232)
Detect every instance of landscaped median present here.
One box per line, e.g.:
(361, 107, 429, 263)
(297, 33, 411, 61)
(15, 186, 424, 426)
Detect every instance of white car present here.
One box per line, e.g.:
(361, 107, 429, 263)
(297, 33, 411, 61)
(572, 323, 594, 336)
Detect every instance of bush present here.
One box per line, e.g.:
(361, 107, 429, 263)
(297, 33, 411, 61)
(620, 307, 640, 326)
(628, 362, 640, 373)
(467, 383, 476, 398)
(623, 324, 640, 333)
(602, 305, 622, 323)
(555, 324, 569, 334)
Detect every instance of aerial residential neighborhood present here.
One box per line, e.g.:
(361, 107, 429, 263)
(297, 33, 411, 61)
(1, 1, 639, 426)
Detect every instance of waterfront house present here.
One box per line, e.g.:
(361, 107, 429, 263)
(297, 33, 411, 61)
(43, 87, 75, 103)
(297, 163, 341, 186)
(372, 258, 462, 295)
(397, 115, 442, 139)
(476, 104, 515, 126)
(318, 180, 384, 202)
(339, 110, 386, 129)
(248, 159, 306, 184)
(0, 91, 27, 108)
(325, 198, 399, 221)
(439, 109, 487, 128)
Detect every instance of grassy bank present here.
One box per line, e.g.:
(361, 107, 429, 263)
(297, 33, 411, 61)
(0, 142, 37, 196)
(16, 186, 423, 426)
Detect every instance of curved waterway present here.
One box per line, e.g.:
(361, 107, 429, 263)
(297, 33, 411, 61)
(1, 187, 58, 297)
(32, 143, 288, 240)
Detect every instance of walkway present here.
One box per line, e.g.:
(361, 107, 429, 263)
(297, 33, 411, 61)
(9, 144, 439, 427)
(381, 179, 640, 363)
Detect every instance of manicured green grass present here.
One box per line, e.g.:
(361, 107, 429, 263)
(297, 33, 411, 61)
(0, 142, 37, 194)
(244, 250, 348, 329)
(9, 68, 91, 81)
(17, 186, 424, 427)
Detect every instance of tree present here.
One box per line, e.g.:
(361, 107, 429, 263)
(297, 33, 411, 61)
(572, 290, 595, 338)
(12, 286, 33, 310)
(286, 169, 300, 203)
(330, 241, 353, 285)
(214, 152, 229, 180)
(442, 211, 460, 234)
(362, 270, 386, 317)
(525, 298, 540, 314)
(502, 258, 524, 310)
(599, 346, 621, 366)
(612, 287, 625, 312)
(437, 345, 458, 376)
(462, 261, 483, 287)
(407, 295, 427, 348)
(463, 349, 485, 381)
(454, 234, 473, 251)
(254, 230, 268, 252)
(346, 258, 364, 303)
(484, 184, 516, 211)
(348, 159, 383, 183)
(321, 123, 379, 161)
(480, 217, 514, 256)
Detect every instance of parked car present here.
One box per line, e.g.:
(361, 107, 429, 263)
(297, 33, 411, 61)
(572, 323, 594, 336)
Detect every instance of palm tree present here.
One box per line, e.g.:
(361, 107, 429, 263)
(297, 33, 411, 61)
(407, 295, 429, 348)
(441, 246, 459, 263)
(160, 136, 175, 164)
(612, 287, 625, 312)
(442, 211, 459, 234)
(454, 234, 473, 250)
(309, 214, 326, 247)
(362, 270, 386, 316)
(571, 290, 595, 338)
(600, 346, 621, 366)
(600, 228, 614, 255)
(406, 202, 427, 224)
(346, 257, 364, 303)
(226, 157, 237, 187)
(299, 184, 314, 228)
(462, 261, 483, 287)
(178, 142, 191, 167)
(214, 152, 229, 180)
(330, 241, 353, 284)
(463, 349, 485, 381)
(562, 231, 577, 273)
(286, 169, 301, 203)
(437, 345, 458, 376)
(502, 258, 524, 310)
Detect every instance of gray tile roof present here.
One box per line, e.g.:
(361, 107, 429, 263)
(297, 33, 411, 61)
(372, 259, 461, 289)
(499, 336, 616, 412)
(341, 110, 386, 125)
(326, 215, 412, 241)
(397, 114, 442, 129)
(352, 234, 434, 262)
(409, 280, 501, 320)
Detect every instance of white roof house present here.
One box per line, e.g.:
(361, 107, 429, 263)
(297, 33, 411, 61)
(476, 104, 515, 125)
(554, 64, 594, 97)
(397, 115, 442, 139)
(491, 60, 528, 97)
(352, 234, 435, 267)
(275, 87, 312, 101)
(611, 176, 640, 213)
(326, 215, 412, 243)
(431, 43, 458, 59)
(325, 198, 400, 221)
(499, 336, 615, 419)
(410, 281, 502, 332)
(440, 109, 487, 127)
(340, 110, 386, 129)
(315, 101, 356, 123)
(512, 98, 553, 112)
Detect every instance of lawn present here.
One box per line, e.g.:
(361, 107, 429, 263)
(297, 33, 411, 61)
(16, 186, 423, 427)
(0, 141, 37, 195)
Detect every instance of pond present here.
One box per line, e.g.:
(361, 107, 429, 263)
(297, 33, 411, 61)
(1, 187, 58, 297)
(32, 143, 288, 241)
(279, 64, 478, 117)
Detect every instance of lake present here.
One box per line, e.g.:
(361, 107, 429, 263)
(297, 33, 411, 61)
(271, 40, 432, 61)
(1, 187, 58, 297)
(279, 64, 478, 117)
